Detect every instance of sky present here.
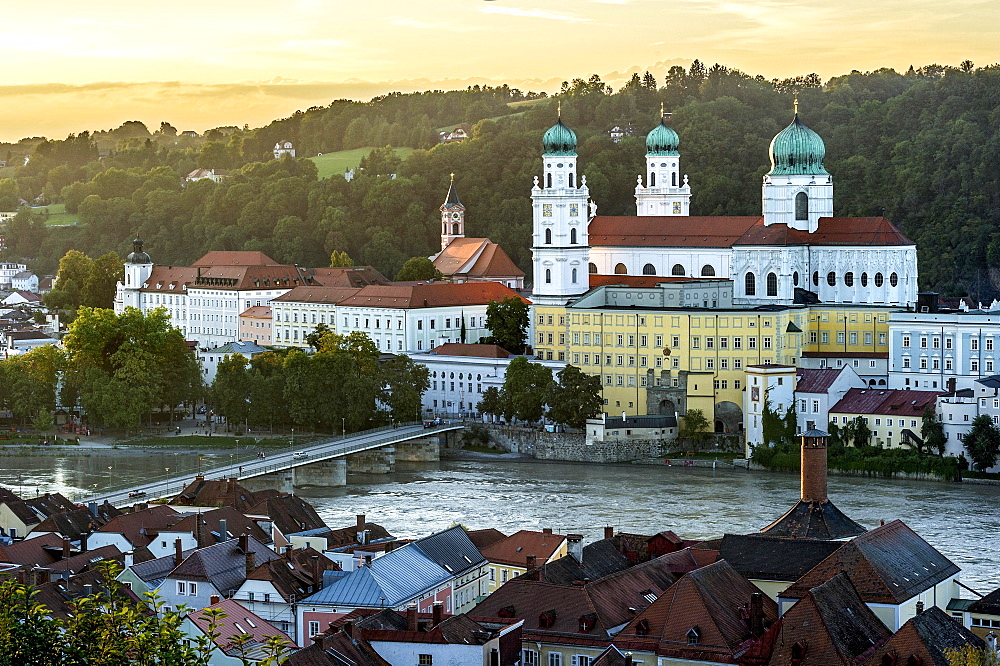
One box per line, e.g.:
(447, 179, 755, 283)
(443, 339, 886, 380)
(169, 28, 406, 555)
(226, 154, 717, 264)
(1, 0, 997, 142)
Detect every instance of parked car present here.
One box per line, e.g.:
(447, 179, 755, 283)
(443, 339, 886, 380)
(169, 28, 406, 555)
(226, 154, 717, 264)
(292, 451, 308, 459)
(128, 490, 146, 498)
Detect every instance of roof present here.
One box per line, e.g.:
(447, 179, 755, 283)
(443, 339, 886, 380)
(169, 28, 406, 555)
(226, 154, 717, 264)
(588, 275, 714, 288)
(270, 286, 361, 305)
(167, 507, 271, 546)
(480, 530, 566, 567)
(472, 579, 612, 638)
(30, 569, 147, 621)
(184, 265, 312, 292)
(33, 507, 108, 541)
(309, 266, 391, 288)
(284, 627, 389, 666)
(204, 340, 270, 356)
(602, 415, 678, 429)
(433, 238, 524, 279)
(830, 388, 940, 417)
(25, 493, 80, 519)
(96, 505, 181, 548)
(715, 534, 843, 582)
(524, 538, 633, 585)
(426, 343, 513, 358)
(239, 305, 272, 318)
(766, 572, 890, 665)
(246, 547, 337, 602)
(355, 609, 506, 647)
(248, 494, 327, 537)
(735, 217, 912, 247)
(967, 586, 1000, 615)
(760, 498, 868, 540)
(192, 251, 281, 267)
(465, 528, 507, 550)
(338, 282, 527, 310)
(863, 606, 985, 666)
(779, 520, 960, 605)
(0, 532, 63, 566)
(796, 368, 846, 394)
(0, 487, 43, 526)
(48, 545, 126, 574)
(169, 477, 274, 513)
(129, 547, 197, 584)
(802, 351, 888, 359)
(411, 525, 487, 576)
(7, 291, 42, 302)
(189, 598, 296, 654)
(168, 536, 279, 595)
(135, 266, 198, 293)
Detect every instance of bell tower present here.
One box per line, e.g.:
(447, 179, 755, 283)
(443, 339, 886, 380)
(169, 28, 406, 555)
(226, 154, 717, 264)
(440, 173, 465, 251)
(635, 109, 691, 216)
(762, 103, 833, 232)
(117, 237, 153, 313)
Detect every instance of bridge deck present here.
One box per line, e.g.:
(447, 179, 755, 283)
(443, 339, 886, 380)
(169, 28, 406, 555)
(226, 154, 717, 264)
(78, 422, 461, 506)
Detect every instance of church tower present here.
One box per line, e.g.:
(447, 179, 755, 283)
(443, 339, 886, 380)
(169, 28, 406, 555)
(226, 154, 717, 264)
(117, 237, 153, 312)
(439, 173, 466, 251)
(762, 107, 833, 232)
(531, 117, 590, 305)
(635, 112, 691, 216)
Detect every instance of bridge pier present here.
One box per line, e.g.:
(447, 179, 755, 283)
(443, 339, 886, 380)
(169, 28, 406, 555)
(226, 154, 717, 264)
(240, 470, 294, 494)
(293, 458, 348, 488)
(347, 447, 396, 474)
(394, 438, 440, 462)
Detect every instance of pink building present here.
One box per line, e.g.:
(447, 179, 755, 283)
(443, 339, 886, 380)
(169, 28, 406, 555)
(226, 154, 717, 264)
(239, 305, 272, 344)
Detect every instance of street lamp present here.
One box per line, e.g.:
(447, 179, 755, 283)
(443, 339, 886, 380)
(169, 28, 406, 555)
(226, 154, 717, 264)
(342, 417, 346, 440)
(107, 466, 113, 488)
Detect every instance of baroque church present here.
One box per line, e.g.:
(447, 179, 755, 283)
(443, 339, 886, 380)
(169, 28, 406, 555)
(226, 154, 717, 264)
(530, 111, 919, 307)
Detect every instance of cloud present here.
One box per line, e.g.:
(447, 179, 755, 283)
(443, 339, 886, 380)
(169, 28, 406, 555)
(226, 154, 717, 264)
(480, 6, 591, 22)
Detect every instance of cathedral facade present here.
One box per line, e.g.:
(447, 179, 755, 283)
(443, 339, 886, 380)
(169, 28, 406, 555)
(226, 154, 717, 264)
(531, 113, 919, 308)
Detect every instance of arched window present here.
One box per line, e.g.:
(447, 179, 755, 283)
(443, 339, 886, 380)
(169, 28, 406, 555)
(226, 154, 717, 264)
(588, 262, 597, 274)
(845, 272, 854, 287)
(545, 269, 551, 284)
(546, 173, 552, 188)
(793, 271, 799, 286)
(827, 271, 836, 287)
(544, 228, 552, 245)
(890, 272, 898, 287)
(767, 272, 778, 296)
(671, 264, 685, 276)
(614, 263, 627, 275)
(571, 268, 577, 283)
(861, 272, 869, 287)
(569, 173, 574, 187)
(701, 265, 716, 277)
(570, 228, 577, 244)
(812, 271, 819, 286)
(649, 172, 656, 187)
(642, 263, 656, 275)
(452, 223, 460, 235)
(875, 272, 884, 287)
(672, 172, 677, 186)
(745, 273, 756, 296)
(795, 192, 809, 221)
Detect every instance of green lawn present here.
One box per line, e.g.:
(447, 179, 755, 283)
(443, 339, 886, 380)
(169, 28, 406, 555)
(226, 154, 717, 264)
(33, 203, 81, 226)
(309, 147, 414, 180)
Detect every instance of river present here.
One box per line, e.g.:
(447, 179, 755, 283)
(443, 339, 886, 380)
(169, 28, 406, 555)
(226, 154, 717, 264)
(2, 449, 997, 593)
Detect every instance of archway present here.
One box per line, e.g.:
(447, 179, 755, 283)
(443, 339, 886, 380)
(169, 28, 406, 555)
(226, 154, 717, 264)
(614, 263, 628, 275)
(658, 399, 676, 416)
(714, 401, 743, 434)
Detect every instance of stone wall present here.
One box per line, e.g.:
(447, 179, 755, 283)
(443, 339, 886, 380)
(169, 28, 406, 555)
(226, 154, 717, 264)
(484, 425, 672, 464)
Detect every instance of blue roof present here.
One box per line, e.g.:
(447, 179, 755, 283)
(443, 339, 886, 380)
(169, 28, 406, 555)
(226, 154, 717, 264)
(205, 341, 269, 355)
(300, 545, 451, 608)
(411, 525, 486, 575)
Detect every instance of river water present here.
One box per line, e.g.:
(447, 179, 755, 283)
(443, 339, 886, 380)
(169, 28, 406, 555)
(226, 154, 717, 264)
(2, 449, 997, 593)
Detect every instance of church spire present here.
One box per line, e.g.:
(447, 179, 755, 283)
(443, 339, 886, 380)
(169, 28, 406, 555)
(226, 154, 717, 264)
(439, 174, 466, 251)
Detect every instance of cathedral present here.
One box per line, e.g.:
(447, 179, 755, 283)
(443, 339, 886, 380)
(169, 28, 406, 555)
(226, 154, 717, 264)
(530, 111, 919, 307)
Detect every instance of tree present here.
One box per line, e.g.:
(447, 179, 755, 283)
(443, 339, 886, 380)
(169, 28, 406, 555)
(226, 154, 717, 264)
(501, 356, 553, 423)
(82, 251, 122, 309)
(680, 409, 711, 448)
(964, 414, 1000, 471)
(44, 250, 93, 312)
(478, 386, 503, 418)
(485, 297, 529, 353)
(211, 355, 252, 428)
(380, 354, 430, 422)
(546, 365, 602, 429)
(760, 392, 792, 448)
(944, 645, 1000, 666)
(395, 256, 441, 281)
(920, 405, 947, 455)
(329, 250, 354, 267)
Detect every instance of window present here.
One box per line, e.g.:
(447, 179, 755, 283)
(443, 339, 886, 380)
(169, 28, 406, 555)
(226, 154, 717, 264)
(588, 262, 597, 274)
(419, 655, 433, 665)
(570, 228, 578, 244)
(571, 657, 591, 666)
(988, 338, 995, 351)
(903, 335, 911, 348)
(308, 621, 320, 637)
(827, 271, 836, 287)
(766, 272, 778, 296)
(571, 268, 577, 283)
(544, 228, 552, 244)
(548, 655, 563, 666)
(844, 271, 854, 287)
(972, 339, 980, 351)
(523, 650, 540, 666)
(672, 264, 685, 276)
(701, 265, 716, 277)
(642, 263, 656, 275)
(177, 581, 186, 595)
(875, 272, 884, 287)
(614, 263, 627, 274)
(795, 191, 808, 220)
(903, 357, 911, 368)
(545, 269, 551, 284)
(686, 627, 700, 645)
(745, 273, 756, 296)
(890, 272, 898, 287)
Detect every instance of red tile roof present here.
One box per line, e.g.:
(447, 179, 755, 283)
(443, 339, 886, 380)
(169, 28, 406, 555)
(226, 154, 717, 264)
(189, 598, 296, 651)
(309, 266, 391, 288)
(192, 251, 281, 267)
(480, 530, 566, 567)
(270, 286, 360, 305)
(95, 505, 181, 547)
(239, 306, 272, 318)
(734, 217, 912, 247)
(434, 238, 524, 279)
(830, 388, 940, 417)
(427, 343, 513, 358)
(338, 282, 528, 309)
(795, 368, 845, 394)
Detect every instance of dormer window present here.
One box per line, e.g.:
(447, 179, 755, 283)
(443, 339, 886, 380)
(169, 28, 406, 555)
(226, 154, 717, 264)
(791, 641, 807, 666)
(881, 653, 898, 666)
(635, 618, 650, 636)
(538, 610, 556, 629)
(578, 613, 597, 633)
(686, 627, 700, 645)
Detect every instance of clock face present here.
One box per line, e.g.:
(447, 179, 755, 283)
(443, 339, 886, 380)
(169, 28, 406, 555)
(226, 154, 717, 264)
(570, 204, 579, 217)
(451, 212, 461, 220)
(673, 202, 682, 214)
(543, 204, 553, 217)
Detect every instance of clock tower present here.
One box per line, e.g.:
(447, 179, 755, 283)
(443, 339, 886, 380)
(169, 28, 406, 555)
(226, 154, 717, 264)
(440, 173, 466, 251)
(635, 112, 691, 216)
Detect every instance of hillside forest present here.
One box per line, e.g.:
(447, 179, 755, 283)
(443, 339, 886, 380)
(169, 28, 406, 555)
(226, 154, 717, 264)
(2, 61, 999, 298)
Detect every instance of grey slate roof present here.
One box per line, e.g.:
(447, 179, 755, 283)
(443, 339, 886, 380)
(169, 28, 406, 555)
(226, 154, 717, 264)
(760, 498, 867, 540)
(167, 536, 279, 596)
(129, 548, 197, 584)
(205, 341, 269, 355)
(520, 538, 632, 585)
(410, 525, 486, 576)
(716, 533, 843, 581)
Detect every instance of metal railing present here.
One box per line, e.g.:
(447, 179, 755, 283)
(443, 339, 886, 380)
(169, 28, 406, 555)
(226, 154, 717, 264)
(76, 421, 463, 505)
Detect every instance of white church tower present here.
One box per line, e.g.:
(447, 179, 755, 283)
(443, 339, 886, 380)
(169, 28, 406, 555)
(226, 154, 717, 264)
(439, 173, 465, 251)
(531, 117, 590, 306)
(635, 112, 691, 216)
(116, 237, 153, 313)
(762, 105, 833, 232)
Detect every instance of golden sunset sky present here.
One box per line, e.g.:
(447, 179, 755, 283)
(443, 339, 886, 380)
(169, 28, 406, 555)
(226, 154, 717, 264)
(2, 0, 996, 142)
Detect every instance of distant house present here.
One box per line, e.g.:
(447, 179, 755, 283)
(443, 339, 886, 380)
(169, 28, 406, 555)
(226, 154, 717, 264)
(3, 291, 42, 308)
(4, 329, 57, 355)
(239, 306, 272, 345)
(184, 168, 228, 184)
(181, 598, 297, 663)
(863, 605, 985, 666)
(11, 271, 38, 293)
(273, 141, 296, 159)
(586, 414, 678, 443)
(38, 276, 55, 294)
(479, 529, 567, 593)
(199, 340, 270, 384)
(439, 124, 472, 143)
(609, 123, 636, 142)
(180, 130, 199, 138)
(0, 262, 27, 289)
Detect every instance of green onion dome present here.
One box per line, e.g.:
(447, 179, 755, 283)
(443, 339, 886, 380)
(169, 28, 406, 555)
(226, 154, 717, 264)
(542, 119, 577, 156)
(768, 115, 828, 176)
(646, 118, 680, 156)
(126, 238, 152, 264)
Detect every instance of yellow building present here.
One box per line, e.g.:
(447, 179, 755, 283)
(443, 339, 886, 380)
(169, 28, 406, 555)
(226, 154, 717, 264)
(532, 280, 902, 433)
(827, 387, 938, 449)
(479, 529, 567, 594)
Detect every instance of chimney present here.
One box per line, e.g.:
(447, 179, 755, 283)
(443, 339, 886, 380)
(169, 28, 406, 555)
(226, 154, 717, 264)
(245, 549, 256, 577)
(33, 567, 50, 586)
(195, 515, 204, 547)
(210, 594, 221, 605)
(799, 430, 829, 502)
(61, 536, 71, 559)
(749, 592, 765, 637)
(343, 621, 353, 638)
(218, 519, 228, 542)
(526, 554, 537, 570)
(124, 551, 134, 567)
(406, 604, 418, 632)
(137, 502, 148, 512)
(542, 528, 553, 534)
(238, 533, 249, 553)
(357, 514, 366, 532)
(567, 534, 584, 564)
(625, 653, 634, 666)
(285, 545, 293, 558)
(311, 554, 322, 591)
(604, 526, 614, 540)
(363, 554, 372, 568)
(432, 601, 443, 627)
(174, 538, 183, 566)
(916, 601, 924, 614)
(88, 502, 98, 517)
(79, 534, 88, 552)
(359, 530, 369, 546)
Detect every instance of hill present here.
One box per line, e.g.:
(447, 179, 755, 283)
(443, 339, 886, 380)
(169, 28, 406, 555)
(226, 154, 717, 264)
(309, 147, 414, 180)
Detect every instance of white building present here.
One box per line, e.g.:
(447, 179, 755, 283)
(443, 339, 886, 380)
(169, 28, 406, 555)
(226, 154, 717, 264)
(10, 271, 38, 293)
(936, 377, 1000, 471)
(269, 286, 361, 348)
(409, 343, 565, 418)
(530, 112, 919, 308)
(744, 364, 796, 455)
(0, 263, 27, 289)
(273, 141, 295, 159)
(184, 168, 228, 184)
(889, 305, 1000, 392)
(200, 340, 270, 385)
(794, 365, 866, 432)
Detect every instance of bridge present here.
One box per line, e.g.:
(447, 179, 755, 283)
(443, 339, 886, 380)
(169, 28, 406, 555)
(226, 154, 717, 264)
(79, 422, 463, 507)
